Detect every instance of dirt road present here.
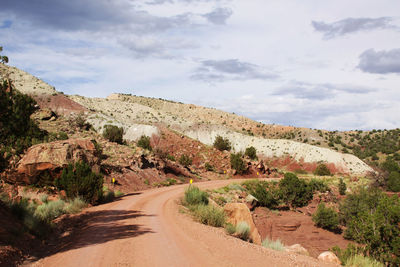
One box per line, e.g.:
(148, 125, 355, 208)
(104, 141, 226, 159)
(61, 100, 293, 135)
(31, 180, 336, 267)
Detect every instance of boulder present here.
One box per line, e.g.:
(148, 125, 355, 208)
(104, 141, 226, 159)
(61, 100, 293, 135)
(245, 194, 258, 211)
(285, 244, 309, 256)
(36, 108, 57, 120)
(318, 251, 341, 265)
(223, 203, 261, 245)
(5, 139, 100, 184)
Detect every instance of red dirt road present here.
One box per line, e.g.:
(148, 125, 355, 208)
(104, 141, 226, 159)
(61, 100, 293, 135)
(31, 180, 337, 267)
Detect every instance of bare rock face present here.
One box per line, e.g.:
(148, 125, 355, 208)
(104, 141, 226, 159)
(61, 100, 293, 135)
(318, 251, 341, 265)
(223, 203, 261, 245)
(285, 244, 309, 256)
(6, 139, 100, 184)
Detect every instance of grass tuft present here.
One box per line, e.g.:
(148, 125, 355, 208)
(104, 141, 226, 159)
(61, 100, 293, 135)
(345, 254, 384, 267)
(235, 221, 250, 240)
(262, 237, 285, 251)
(190, 204, 226, 227)
(184, 186, 209, 205)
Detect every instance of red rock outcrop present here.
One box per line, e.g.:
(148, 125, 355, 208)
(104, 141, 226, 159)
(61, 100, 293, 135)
(3, 139, 100, 184)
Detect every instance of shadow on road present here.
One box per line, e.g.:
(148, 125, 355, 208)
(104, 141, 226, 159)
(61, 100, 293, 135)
(32, 209, 154, 261)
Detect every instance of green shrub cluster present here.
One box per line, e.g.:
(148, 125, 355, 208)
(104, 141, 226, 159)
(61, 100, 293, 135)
(137, 135, 152, 151)
(339, 188, 400, 265)
(56, 161, 103, 204)
(103, 124, 124, 144)
(190, 204, 226, 227)
(244, 146, 257, 160)
(245, 173, 322, 210)
(230, 153, 246, 174)
(213, 135, 231, 151)
(381, 158, 400, 192)
(314, 163, 331, 176)
(312, 203, 340, 231)
(179, 154, 192, 167)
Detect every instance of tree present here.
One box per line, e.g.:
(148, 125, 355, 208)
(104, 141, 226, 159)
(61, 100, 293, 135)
(279, 173, 313, 209)
(137, 135, 152, 151)
(312, 203, 340, 231)
(338, 178, 347, 195)
(56, 161, 103, 204)
(314, 163, 331, 176)
(230, 153, 246, 174)
(213, 135, 231, 151)
(245, 146, 257, 160)
(0, 46, 9, 64)
(103, 125, 124, 144)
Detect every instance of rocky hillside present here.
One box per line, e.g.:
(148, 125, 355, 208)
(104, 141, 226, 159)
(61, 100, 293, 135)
(0, 64, 374, 175)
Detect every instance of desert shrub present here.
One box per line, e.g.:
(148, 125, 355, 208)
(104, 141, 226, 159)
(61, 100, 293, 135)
(244, 146, 257, 160)
(191, 204, 226, 227)
(91, 139, 103, 157)
(262, 237, 285, 251)
(230, 153, 246, 174)
(312, 203, 339, 231)
(225, 223, 236, 235)
(205, 162, 214, 171)
(184, 186, 208, 206)
(235, 221, 250, 240)
(345, 254, 384, 267)
(74, 113, 92, 130)
(387, 171, 400, 192)
(103, 124, 124, 144)
(331, 244, 366, 266)
(381, 158, 400, 173)
(100, 190, 115, 203)
(137, 135, 152, 151)
(279, 173, 313, 209)
(308, 178, 330, 193)
(34, 200, 65, 222)
(179, 154, 192, 167)
(339, 187, 400, 265)
(213, 135, 231, 151)
(249, 183, 280, 209)
(56, 161, 103, 204)
(40, 194, 49, 204)
(63, 197, 87, 214)
(339, 178, 347, 195)
(314, 163, 331, 176)
(58, 132, 69, 140)
(115, 190, 124, 197)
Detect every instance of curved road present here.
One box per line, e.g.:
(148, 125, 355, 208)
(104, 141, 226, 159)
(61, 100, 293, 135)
(32, 180, 335, 267)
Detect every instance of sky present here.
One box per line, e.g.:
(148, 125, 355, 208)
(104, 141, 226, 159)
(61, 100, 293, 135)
(1, 0, 400, 131)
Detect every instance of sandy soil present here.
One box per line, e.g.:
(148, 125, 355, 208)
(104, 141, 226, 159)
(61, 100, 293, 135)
(29, 180, 337, 267)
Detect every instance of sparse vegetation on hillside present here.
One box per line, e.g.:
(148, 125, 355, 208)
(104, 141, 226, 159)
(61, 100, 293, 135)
(213, 135, 231, 151)
(179, 154, 192, 167)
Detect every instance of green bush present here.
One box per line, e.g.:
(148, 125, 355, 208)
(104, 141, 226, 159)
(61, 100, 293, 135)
(387, 171, 400, 192)
(314, 163, 331, 176)
(213, 135, 231, 151)
(331, 244, 366, 266)
(312, 203, 340, 231)
(56, 161, 103, 204)
(166, 154, 175, 161)
(279, 173, 313, 209)
(262, 237, 285, 251)
(249, 183, 279, 209)
(179, 154, 192, 167)
(339, 178, 347, 195)
(308, 178, 330, 193)
(235, 221, 250, 240)
(103, 124, 124, 144)
(244, 146, 257, 160)
(184, 186, 209, 206)
(339, 188, 400, 265)
(191, 204, 226, 227)
(137, 135, 152, 151)
(230, 153, 246, 174)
